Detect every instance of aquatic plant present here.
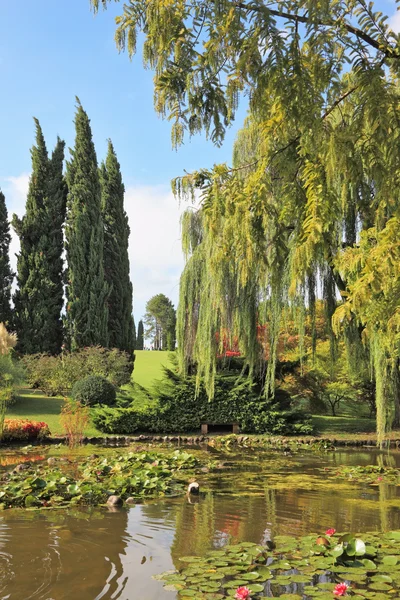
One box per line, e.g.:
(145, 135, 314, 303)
(156, 530, 400, 598)
(0, 449, 198, 509)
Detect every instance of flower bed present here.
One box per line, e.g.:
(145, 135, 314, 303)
(1, 419, 50, 442)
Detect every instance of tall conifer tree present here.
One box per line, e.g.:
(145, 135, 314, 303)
(100, 140, 134, 353)
(137, 319, 144, 350)
(0, 190, 13, 326)
(13, 119, 66, 354)
(65, 100, 108, 350)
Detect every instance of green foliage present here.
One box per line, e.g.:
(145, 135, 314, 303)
(65, 100, 109, 350)
(158, 531, 400, 598)
(23, 346, 132, 396)
(0, 191, 13, 327)
(71, 375, 117, 407)
(0, 449, 198, 509)
(144, 294, 176, 350)
(93, 0, 400, 443)
(12, 120, 67, 354)
(136, 319, 144, 350)
(100, 140, 135, 354)
(93, 367, 312, 434)
(60, 399, 90, 447)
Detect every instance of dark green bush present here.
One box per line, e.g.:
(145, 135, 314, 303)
(93, 367, 313, 435)
(71, 375, 117, 407)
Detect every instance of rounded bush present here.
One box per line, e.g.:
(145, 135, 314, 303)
(71, 375, 116, 407)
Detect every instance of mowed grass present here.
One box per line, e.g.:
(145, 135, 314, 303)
(5, 389, 102, 437)
(6, 350, 173, 436)
(312, 415, 377, 436)
(131, 350, 174, 389)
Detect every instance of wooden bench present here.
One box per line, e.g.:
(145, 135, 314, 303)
(201, 423, 239, 435)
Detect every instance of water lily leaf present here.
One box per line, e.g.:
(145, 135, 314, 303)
(248, 583, 265, 593)
(24, 495, 37, 507)
(330, 544, 344, 558)
(179, 556, 202, 563)
(369, 582, 392, 591)
(164, 583, 185, 591)
(371, 574, 393, 583)
(382, 555, 398, 566)
(361, 558, 377, 570)
(240, 572, 261, 581)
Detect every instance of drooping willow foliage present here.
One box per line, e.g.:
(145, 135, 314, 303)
(93, 0, 400, 443)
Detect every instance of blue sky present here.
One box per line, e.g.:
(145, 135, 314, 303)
(0, 0, 399, 324)
(0, 0, 245, 323)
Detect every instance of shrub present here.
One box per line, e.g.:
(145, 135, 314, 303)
(23, 346, 133, 396)
(71, 375, 117, 407)
(1, 419, 50, 442)
(93, 368, 313, 435)
(60, 399, 91, 447)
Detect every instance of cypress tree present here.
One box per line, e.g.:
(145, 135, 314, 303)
(137, 319, 144, 350)
(65, 100, 109, 350)
(132, 316, 136, 349)
(0, 190, 13, 327)
(45, 138, 68, 353)
(100, 140, 134, 353)
(13, 119, 66, 354)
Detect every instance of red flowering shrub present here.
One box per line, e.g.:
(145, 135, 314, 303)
(1, 419, 50, 442)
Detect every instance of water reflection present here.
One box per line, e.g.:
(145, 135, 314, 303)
(1, 448, 400, 599)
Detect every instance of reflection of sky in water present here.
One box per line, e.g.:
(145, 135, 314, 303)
(1, 447, 400, 599)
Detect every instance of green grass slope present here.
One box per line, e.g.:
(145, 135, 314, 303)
(132, 350, 174, 390)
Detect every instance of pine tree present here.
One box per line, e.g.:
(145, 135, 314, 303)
(0, 190, 13, 327)
(100, 140, 134, 353)
(13, 119, 66, 354)
(65, 100, 109, 350)
(137, 319, 144, 350)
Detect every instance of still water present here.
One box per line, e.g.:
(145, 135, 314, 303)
(1, 446, 400, 599)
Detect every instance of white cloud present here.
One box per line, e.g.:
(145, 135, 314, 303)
(125, 183, 185, 320)
(389, 9, 400, 33)
(1, 175, 188, 323)
(0, 173, 30, 274)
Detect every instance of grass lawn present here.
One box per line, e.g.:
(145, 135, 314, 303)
(6, 389, 102, 437)
(131, 350, 174, 389)
(5, 351, 174, 437)
(312, 415, 377, 436)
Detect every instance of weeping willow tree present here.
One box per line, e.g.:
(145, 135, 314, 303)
(92, 0, 400, 443)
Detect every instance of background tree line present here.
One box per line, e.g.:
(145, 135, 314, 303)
(0, 100, 135, 356)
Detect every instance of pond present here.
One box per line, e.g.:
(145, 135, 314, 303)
(1, 445, 400, 599)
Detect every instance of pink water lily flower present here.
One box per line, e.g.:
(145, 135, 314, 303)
(333, 582, 349, 596)
(235, 586, 251, 600)
(325, 528, 336, 536)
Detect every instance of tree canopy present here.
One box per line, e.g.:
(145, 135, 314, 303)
(93, 0, 400, 442)
(144, 294, 176, 350)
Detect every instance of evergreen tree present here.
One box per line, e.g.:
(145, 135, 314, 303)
(137, 319, 144, 350)
(65, 100, 109, 350)
(13, 119, 66, 354)
(0, 190, 13, 327)
(132, 316, 136, 349)
(45, 138, 68, 353)
(100, 140, 134, 353)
